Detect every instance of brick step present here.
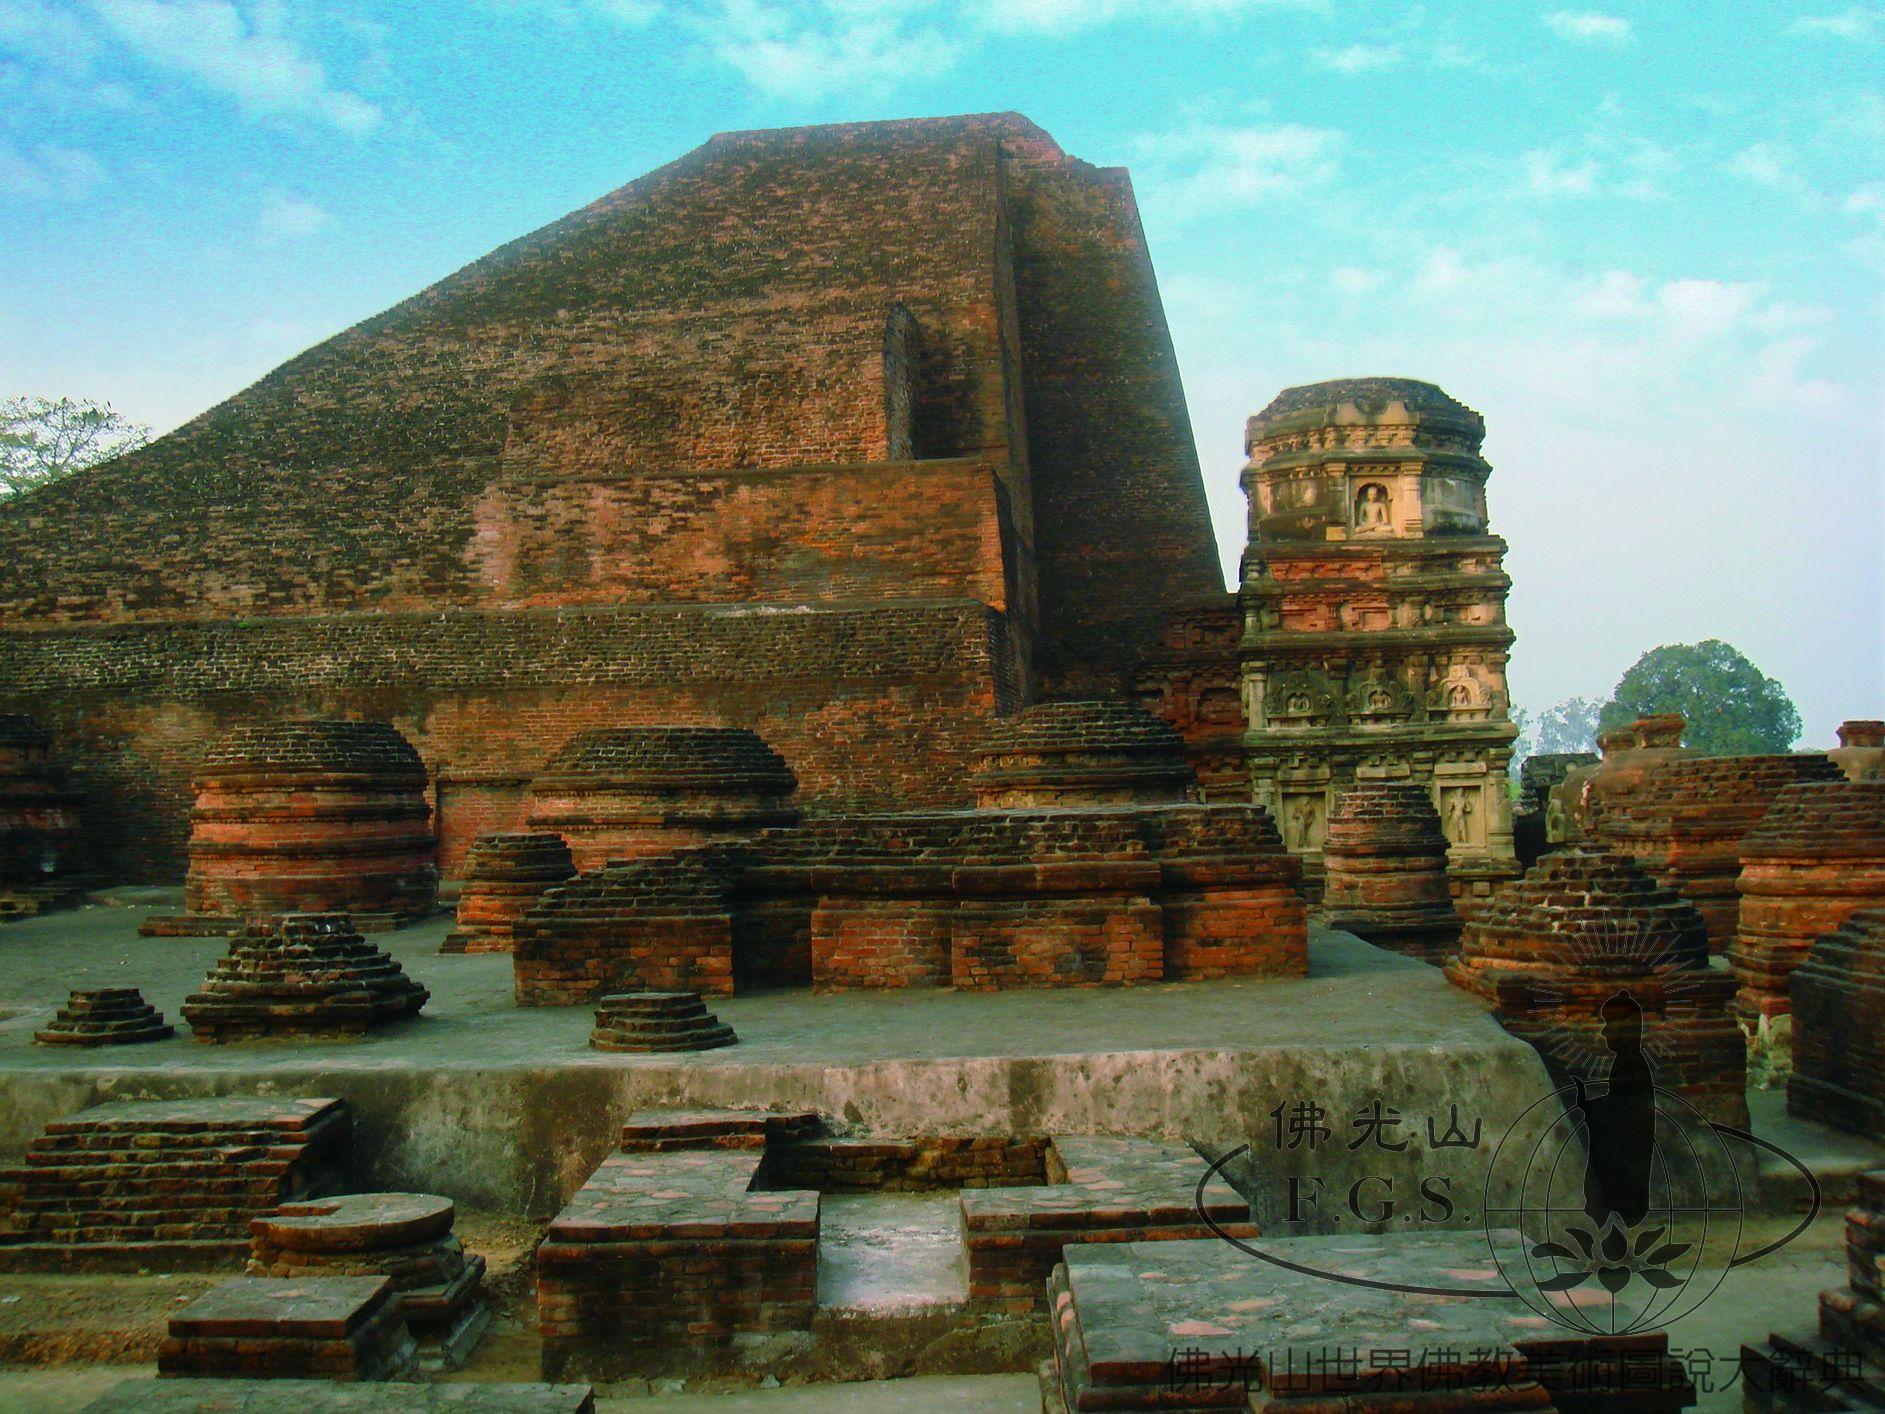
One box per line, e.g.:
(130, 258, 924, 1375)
(14, 1154, 303, 1179)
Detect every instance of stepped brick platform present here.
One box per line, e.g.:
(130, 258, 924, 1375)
(33, 988, 173, 1046)
(969, 700, 1198, 808)
(1047, 1235, 1695, 1411)
(1744, 1168, 1885, 1409)
(1447, 847, 1747, 1127)
(959, 1135, 1255, 1314)
(1318, 783, 1462, 963)
(1790, 909, 1885, 1136)
(1597, 753, 1841, 953)
(84, 1379, 597, 1412)
(0, 713, 88, 918)
(249, 1192, 489, 1370)
(514, 803, 1305, 1002)
(588, 991, 738, 1053)
(0, 1097, 347, 1272)
(141, 721, 437, 937)
(1733, 782, 1885, 1048)
(516, 854, 734, 1003)
(441, 832, 575, 954)
(158, 1275, 419, 1381)
(1831, 720, 1885, 783)
(524, 727, 798, 872)
(537, 1107, 823, 1379)
(183, 913, 430, 1041)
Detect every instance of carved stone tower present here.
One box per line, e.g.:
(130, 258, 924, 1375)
(1237, 377, 1518, 905)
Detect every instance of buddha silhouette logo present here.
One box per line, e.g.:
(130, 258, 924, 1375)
(1195, 917, 1821, 1334)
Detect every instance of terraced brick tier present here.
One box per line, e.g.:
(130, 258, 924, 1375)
(82, 1379, 598, 1412)
(588, 992, 738, 1053)
(0, 712, 88, 918)
(1743, 1170, 1885, 1409)
(768, 1135, 1050, 1192)
(143, 720, 438, 937)
(537, 1113, 821, 1379)
(0, 1097, 348, 1271)
(1448, 847, 1746, 1128)
(969, 700, 1198, 808)
(1048, 1234, 1695, 1412)
(525, 727, 798, 873)
(249, 1192, 487, 1366)
(1597, 753, 1842, 953)
(1733, 782, 1885, 1034)
(33, 988, 174, 1046)
(1789, 909, 1885, 1137)
(1320, 783, 1462, 963)
(959, 1135, 1255, 1315)
(182, 913, 429, 1041)
(617, 1107, 820, 1153)
(158, 1275, 419, 1381)
(441, 832, 575, 954)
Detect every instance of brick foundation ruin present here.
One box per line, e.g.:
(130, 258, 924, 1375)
(441, 831, 576, 954)
(1788, 908, 1885, 1136)
(0, 713, 87, 918)
(512, 802, 1305, 1002)
(1447, 847, 1747, 1126)
(182, 913, 430, 1041)
(0, 1097, 347, 1271)
(33, 988, 173, 1047)
(141, 720, 437, 937)
(1318, 782, 1461, 962)
(1514, 750, 1594, 869)
(524, 727, 798, 871)
(158, 1275, 419, 1382)
(588, 991, 738, 1052)
(1744, 1168, 1885, 1408)
(1597, 752, 1842, 953)
(1831, 719, 1885, 782)
(1732, 781, 1885, 1056)
(248, 1192, 489, 1370)
(968, 700, 1196, 807)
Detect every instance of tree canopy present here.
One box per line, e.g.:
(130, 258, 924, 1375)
(1598, 640, 1801, 755)
(1, 396, 150, 499)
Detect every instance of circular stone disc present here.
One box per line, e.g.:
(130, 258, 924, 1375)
(257, 1192, 454, 1253)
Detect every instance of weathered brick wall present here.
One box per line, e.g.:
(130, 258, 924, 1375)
(0, 602, 1014, 879)
(0, 113, 1220, 878)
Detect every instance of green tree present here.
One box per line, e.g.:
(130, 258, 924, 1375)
(0, 396, 150, 499)
(1598, 640, 1801, 755)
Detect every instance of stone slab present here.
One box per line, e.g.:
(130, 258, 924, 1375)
(83, 1378, 596, 1411)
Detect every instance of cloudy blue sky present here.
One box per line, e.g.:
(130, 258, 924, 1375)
(1, 0, 1879, 744)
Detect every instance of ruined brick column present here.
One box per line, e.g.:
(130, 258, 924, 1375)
(0, 713, 87, 918)
(1598, 754, 1842, 954)
(144, 720, 437, 936)
(1514, 751, 1594, 869)
(1789, 909, 1885, 1136)
(969, 700, 1197, 807)
(1831, 720, 1885, 782)
(1319, 783, 1462, 963)
(1448, 847, 1746, 1127)
(440, 832, 576, 954)
(1732, 781, 1885, 1069)
(525, 727, 797, 872)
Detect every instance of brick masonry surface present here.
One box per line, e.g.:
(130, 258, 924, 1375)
(80, 1379, 598, 1412)
(158, 1275, 419, 1381)
(1048, 1234, 1694, 1411)
(0, 114, 1223, 881)
(0, 1097, 348, 1271)
(1789, 909, 1885, 1136)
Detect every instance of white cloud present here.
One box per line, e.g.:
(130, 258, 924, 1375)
(1521, 148, 1600, 196)
(0, 139, 105, 199)
(84, 0, 382, 133)
(1724, 141, 1827, 208)
(1330, 265, 1383, 294)
(478, 0, 660, 22)
(1544, 11, 1633, 44)
(1312, 43, 1404, 73)
(1788, 7, 1879, 41)
(970, 0, 1325, 35)
(704, 0, 958, 101)
(256, 190, 328, 238)
(1132, 122, 1342, 213)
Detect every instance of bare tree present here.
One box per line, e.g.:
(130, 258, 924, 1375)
(1, 396, 151, 498)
